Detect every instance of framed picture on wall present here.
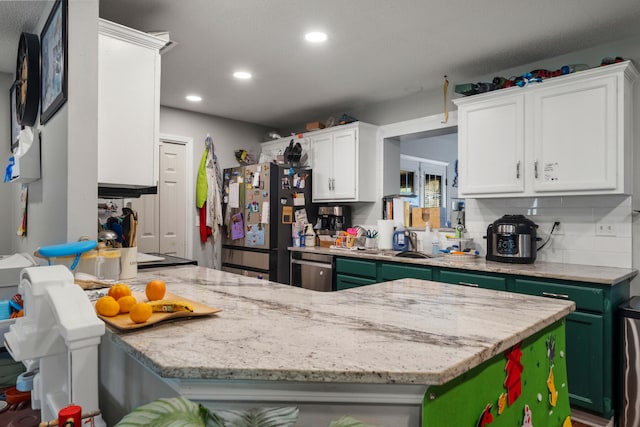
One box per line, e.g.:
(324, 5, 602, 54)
(10, 84, 22, 153)
(40, 0, 67, 125)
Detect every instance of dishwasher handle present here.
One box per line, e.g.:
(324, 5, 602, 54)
(290, 259, 333, 269)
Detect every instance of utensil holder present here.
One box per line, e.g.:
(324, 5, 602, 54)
(365, 237, 377, 249)
(119, 247, 137, 280)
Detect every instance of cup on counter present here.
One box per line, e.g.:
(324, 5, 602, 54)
(95, 248, 121, 281)
(365, 237, 377, 249)
(120, 247, 138, 280)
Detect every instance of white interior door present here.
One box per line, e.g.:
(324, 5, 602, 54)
(129, 140, 189, 258)
(131, 194, 160, 254)
(158, 142, 186, 256)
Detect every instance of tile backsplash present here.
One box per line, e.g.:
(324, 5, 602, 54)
(464, 195, 633, 268)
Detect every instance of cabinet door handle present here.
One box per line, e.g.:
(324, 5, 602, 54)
(542, 291, 569, 299)
(332, 178, 336, 191)
(516, 161, 520, 179)
(459, 282, 479, 287)
(534, 161, 539, 179)
(328, 178, 332, 191)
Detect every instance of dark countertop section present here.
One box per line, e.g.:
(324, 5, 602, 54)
(137, 253, 198, 270)
(289, 246, 638, 285)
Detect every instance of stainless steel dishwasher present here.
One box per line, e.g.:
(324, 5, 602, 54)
(290, 251, 334, 291)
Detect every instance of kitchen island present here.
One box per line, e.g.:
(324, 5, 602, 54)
(99, 266, 575, 426)
(291, 246, 635, 420)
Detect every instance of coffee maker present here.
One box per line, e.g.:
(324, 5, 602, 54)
(316, 205, 351, 235)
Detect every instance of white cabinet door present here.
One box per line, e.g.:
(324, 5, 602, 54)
(309, 122, 376, 202)
(531, 76, 617, 192)
(455, 61, 637, 198)
(330, 128, 357, 199)
(98, 20, 164, 188)
(311, 133, 334, 200)
(458, 94, 525, 196)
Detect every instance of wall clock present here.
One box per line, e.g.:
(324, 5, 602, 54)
(15, 32, 40, 127)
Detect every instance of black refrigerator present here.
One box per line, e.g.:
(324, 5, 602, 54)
(221, 162, 314, 284)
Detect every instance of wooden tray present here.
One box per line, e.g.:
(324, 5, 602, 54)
(97, 291, 221, 331)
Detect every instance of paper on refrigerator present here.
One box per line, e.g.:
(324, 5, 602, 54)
(229, 182, 240, 208)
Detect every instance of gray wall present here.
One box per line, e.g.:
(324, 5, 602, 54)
(3, 1, 99, 257)
(0, 73, 12, 254)
(159, 106, 271, 268)
(351, 34, 640, 127)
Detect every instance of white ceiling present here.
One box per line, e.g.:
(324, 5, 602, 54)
(3, 1, 640, 130)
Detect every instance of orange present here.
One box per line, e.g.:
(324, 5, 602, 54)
(95, 296, 119, 317)
(129, 302, 152, 324)
(117, 295, 137, 313)
(145, 280, 166, 301)
(108, 283, 132, 301)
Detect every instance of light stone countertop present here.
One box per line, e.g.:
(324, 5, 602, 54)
(107, 266, 574, 386)
(290, 246, 638, 285)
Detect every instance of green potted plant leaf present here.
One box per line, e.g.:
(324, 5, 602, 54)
(115, 397, 299, 427)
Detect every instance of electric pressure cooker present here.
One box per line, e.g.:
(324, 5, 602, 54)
(485, 215, 539, 264)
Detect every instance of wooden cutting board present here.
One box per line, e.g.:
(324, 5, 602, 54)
(97, 291, 222, 331)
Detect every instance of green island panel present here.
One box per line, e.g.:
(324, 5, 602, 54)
(423, 320, 571, 426)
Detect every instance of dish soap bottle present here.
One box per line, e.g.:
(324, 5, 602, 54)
(431, 227, 441, 255)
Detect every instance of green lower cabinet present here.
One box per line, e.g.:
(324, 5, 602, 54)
(564, 311, 605, 414)
(336, 274, 377, 290)
(511, 277, 615, 418)
(438, 270, 507, 291)
(335, 258, 377, 279)
(379, 263, 432, 281)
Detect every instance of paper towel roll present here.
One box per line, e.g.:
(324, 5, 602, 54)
(377, 220, 395, 250)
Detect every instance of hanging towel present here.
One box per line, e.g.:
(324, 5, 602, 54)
(199, 202, 211, 242)
(196, 147, 209, 209)
(205, 147, 223, 240)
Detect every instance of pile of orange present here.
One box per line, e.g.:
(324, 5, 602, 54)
(95, 280, 167, 324)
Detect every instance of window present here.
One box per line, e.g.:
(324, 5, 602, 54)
(424, 174, 442, 208)
(400, 170, 415, 194)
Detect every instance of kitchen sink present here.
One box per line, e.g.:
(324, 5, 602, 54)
(394, 251, 436, 259)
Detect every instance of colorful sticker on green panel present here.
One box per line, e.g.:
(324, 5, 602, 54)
(422, 320, 571, 427)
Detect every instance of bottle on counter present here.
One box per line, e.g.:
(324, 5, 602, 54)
(305, 224, 317, 247)
(424, 223, 433, 252)
(431, 229, 441, 255)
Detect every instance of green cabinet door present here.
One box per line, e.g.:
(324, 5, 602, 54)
(439, 270, 507, 291)
(335, 258, 377, 278)
(336, 274, 377, 290)
(565, 311, 605, 414)
(379, 263, 432, 281)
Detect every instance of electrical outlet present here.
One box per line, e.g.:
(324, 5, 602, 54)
(595, 222, 616, 236)
(553, 221, 563, 235)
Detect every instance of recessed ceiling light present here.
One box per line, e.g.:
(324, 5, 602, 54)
(305, 31, 327, 43)
(186, 94, 202, 102)
(233, 71, 252, 80)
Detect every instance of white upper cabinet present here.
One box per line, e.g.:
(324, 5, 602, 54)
(457, 94, 525, 195)
(97, 19, 166, 188)
(310, 122, 377, 202)
(454, 61, 638, 198)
